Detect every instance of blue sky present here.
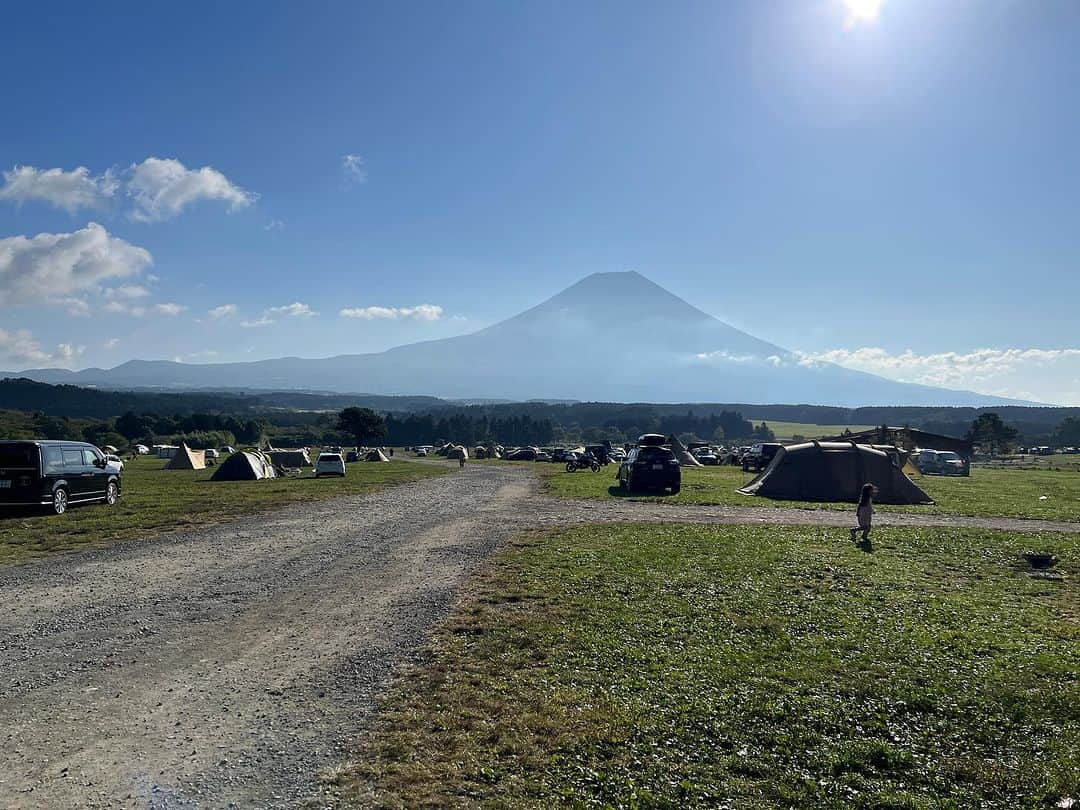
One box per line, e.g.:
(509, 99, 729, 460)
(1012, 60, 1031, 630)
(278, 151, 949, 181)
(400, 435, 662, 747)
(2, 1, 1079, 402)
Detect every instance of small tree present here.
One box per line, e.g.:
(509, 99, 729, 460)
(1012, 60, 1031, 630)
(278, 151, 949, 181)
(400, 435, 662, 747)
(1053, 416, 1080, 447)
(966, 412, 1017, 457)
(336, 407, 387, 447)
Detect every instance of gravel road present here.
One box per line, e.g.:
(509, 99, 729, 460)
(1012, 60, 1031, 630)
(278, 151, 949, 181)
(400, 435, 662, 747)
(0, 464, 535, 809)
(2, 462, 1073, 809)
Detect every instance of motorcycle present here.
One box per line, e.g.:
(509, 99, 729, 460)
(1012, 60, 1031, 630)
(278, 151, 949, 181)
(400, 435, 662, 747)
(565, 454, 601, 473)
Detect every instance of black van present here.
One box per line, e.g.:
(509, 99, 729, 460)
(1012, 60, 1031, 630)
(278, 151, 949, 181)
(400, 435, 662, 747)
(0, 440, 122, 515)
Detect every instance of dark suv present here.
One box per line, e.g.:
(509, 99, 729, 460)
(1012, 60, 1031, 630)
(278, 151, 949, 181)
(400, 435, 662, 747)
(617, 445, 681, 493)
(742, 442, 782, 472)
(0, 440, 121, 515)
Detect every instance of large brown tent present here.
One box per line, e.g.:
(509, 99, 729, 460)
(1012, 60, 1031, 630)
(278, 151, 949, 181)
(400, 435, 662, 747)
(165, 442, 206, 471)
(738, 441, 933, 505)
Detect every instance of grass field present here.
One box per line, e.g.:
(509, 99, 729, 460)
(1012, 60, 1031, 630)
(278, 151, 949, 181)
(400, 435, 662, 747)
(0, 456, 445, 566)
(330, 522, 1080, 808)
(537, 463, 1080, 522)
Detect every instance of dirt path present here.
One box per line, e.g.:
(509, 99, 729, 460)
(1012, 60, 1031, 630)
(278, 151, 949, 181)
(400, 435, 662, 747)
(2, 463, 1073, 809)
(0, 465, 536, 809)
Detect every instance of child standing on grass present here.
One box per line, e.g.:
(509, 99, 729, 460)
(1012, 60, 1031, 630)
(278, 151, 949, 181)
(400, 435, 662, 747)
(851, 483, 875, 543)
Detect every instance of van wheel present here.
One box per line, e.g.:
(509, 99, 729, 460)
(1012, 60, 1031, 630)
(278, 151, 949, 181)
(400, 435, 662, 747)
(52, 488, 69, 515)
(105, 481, 119, 506)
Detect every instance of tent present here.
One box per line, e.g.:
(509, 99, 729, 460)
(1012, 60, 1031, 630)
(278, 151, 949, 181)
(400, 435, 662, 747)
(364, 448, 390, 462)
(102, 444, 118, 454)
(668, 435, 704, 467)
(266, 448, 311, 467)
(448, 445, 469, 460)
(165, 442, 206, 471)
(738, 441, 933, 505)
(211, 450, 277, 481)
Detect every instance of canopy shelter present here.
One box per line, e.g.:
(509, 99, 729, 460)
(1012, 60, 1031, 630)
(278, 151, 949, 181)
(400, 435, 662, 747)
(825, 427, 973, 460)
(165, 442, 206, 471)
(738, 441, 933, 505)
(668, 434, 704, 467)
(211, 450, 277, 481)
(266, 449, 311, 467)
(364, 448, 390, 462)
(448, 445, 469, 460)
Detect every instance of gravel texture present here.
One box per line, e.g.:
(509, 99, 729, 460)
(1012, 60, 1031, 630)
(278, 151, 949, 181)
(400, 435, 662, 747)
(0, 465, 534, 809)
(2, 461, 1073, 809)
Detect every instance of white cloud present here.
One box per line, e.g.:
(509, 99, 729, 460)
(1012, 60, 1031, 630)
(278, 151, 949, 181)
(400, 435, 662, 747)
(267, 302, 317, 318)
(797, 346, 1080, 405)
(104, 338, 120, 350)
(127, 157, 256, 222)
(693, 349, 760, 365)
(342, 154, 366, 185)
(209, 303, 238, 319)
(0, 165, 118, 213)
(59, 297, 91, 317)
(240, 315, 274, 328)
(0, 327, 84, 369)
(0, 223, 152, 306)
(264, 219, 284, 231)
(339, 304, 443, 321)
(104, 284, 151, 300)
(153, 302, 187, 316)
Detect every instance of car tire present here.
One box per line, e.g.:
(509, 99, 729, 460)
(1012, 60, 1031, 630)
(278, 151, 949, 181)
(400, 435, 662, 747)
(105, 481, 119, 506)
(52, 487, 69, 515)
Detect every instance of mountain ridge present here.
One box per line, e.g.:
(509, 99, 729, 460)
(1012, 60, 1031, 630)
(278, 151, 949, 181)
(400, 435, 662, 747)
(3, 272, 1037, 407)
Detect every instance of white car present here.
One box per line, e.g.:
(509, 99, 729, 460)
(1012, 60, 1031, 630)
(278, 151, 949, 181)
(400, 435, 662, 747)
(315, 452, 346, 478)
(104, 453, 125, 472)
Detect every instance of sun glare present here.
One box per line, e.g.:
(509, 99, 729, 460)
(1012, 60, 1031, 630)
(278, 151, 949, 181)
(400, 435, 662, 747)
(842, 0, 884, 29)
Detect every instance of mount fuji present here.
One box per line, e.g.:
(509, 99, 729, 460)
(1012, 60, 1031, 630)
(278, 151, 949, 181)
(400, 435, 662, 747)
(5, 272, 1020, 406)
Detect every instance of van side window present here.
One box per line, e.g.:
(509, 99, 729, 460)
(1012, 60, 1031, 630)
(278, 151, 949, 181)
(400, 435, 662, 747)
(62, 449, 83, 468)
(43, 446, 64, 474)
(81, 448, 101, 466)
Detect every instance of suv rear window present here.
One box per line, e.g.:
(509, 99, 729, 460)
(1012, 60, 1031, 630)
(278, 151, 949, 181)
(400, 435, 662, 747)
(0, 443, 37, 468)
(637, 447, 675, 461)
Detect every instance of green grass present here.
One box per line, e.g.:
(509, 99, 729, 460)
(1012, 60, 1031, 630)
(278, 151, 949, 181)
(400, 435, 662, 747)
(0, 456, 445, 565)
(329, 522, 1080, 808)
(749, 421, 875, 440)
(537, 463, 1080, 522)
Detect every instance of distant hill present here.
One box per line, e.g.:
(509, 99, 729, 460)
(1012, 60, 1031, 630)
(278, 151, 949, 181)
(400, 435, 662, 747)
(2, 271, 1036, 407)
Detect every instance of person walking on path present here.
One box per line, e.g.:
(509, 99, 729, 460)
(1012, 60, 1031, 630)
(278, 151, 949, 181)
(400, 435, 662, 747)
(851, 483, 875, 544)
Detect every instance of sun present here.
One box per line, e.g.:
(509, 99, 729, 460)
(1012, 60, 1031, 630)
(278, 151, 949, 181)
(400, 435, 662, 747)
(841, 0, 884, 29)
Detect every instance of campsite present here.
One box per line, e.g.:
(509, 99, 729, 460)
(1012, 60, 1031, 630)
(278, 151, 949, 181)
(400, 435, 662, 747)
(4, 2, 1080, 807)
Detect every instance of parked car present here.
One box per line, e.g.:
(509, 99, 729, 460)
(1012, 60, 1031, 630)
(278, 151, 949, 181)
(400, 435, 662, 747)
(915, 449, 968, 476)
(692, 447, 720, 465)
(0, 440, 121, 515)
(205, 448, 220, 460)
(104, 453, 125, 472)
(742, 442, 782, 472)
(617, 445, 681, 493)
(314, 452, 346, 477)
(220, 446, 236, 455)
